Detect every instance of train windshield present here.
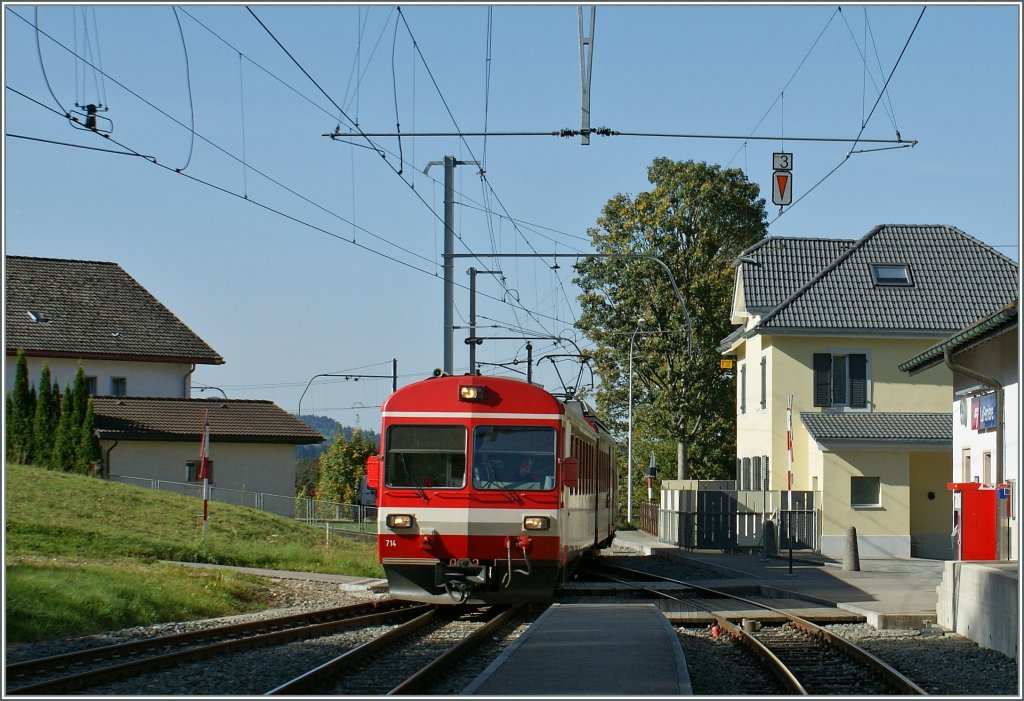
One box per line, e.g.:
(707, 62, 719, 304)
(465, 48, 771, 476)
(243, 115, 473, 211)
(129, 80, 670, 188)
(385, 425, 466, 489)
(471, 426, 556, 491)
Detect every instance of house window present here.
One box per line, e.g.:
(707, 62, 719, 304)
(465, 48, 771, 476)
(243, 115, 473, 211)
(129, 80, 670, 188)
(111, 377, 127, 396)
(85, 376, 98, 395)
(961, 449, 972, 482)
(739, 363, 746, 414)
(870, 263, 912, 286)
(813, 353, 868, 408)
(186, 460, 213, 482)
(851, 476, 880, 507)
(759, 356, 767, 410)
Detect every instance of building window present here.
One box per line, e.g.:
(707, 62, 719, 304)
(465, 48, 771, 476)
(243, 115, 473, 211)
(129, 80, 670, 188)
(982, 451, 992, 484)
(851, 476, 880, 507)
(186, 460, 213, 482)
(961, 448, 972, 482)
(759, 356, 767, 410)
(739, 363, 746, 414)
(111, 377, 127, 396)
(85, 376, 98, 395)
(869, 263, 912, 286)
(813, 353, 868, 408)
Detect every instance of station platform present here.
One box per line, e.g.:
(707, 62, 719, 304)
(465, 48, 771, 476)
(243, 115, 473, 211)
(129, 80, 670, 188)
(462, 603, 692, 696)
(609, 528, 948, 630)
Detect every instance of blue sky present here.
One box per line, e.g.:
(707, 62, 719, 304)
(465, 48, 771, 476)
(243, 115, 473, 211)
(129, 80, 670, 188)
(3, 2, 1021, 428)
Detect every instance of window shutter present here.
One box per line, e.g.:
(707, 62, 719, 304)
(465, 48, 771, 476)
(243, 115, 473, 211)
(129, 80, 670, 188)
(849, 354, 867, 408)
(813, 353, 832, 407)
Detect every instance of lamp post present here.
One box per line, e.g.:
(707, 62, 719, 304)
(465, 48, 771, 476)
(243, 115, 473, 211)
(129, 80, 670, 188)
(297, 360, 398, 418)
(194, 385, 227, 398)
(627, 317, 645, 524)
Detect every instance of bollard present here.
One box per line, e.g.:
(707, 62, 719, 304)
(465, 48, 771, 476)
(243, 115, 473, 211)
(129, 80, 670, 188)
(762, 520, 778, 558)
(843, 525, 861, 571)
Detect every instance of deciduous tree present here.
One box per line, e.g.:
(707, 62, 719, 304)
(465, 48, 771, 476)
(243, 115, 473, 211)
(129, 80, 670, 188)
(316, 428, 379, 504)
(575, 158, 767, 500)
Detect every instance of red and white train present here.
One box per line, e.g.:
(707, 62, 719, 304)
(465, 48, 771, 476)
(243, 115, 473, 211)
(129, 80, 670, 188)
(365, 372, 618, 604)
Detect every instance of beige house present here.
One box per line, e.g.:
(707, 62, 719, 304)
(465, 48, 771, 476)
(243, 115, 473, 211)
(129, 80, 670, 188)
(4, 255, 323, 499)
(93, 397, 322, 504)
(720, 225, 1018, 559)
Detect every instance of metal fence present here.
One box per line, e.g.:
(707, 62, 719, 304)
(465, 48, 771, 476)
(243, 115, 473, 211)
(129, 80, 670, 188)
(110, 475, 378, 534)
(646, 487, 820, 552)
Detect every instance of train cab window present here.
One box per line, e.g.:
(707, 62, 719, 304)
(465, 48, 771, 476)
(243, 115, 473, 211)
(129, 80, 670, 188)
(385, 425, 466, 489)
(472, 425, 556, 491)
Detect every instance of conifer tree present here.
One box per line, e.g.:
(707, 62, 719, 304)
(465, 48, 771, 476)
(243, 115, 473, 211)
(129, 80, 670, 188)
(78, 398, 102, 476)
(51, 387, 77, 472)
(69, 366, 90, 470)
(31, 364, 60, 467)
(5, 349, 35, 463)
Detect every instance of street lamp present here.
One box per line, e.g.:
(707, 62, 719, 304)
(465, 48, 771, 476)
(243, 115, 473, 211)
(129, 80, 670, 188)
(627, 317, 645, 524)
(297, 360, 398, 418)
(194, 384, 227, 399)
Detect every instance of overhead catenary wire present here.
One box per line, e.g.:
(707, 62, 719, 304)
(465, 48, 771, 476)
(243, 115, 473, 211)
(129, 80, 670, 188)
(171, 6, 196, 173)
(769, 6, 926, 226)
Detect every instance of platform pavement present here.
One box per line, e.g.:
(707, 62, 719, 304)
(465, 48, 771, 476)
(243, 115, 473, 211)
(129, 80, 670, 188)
(610, 527, 948, 629)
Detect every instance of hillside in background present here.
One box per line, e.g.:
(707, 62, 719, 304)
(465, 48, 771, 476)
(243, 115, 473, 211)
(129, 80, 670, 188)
(295, 415, 380, 460)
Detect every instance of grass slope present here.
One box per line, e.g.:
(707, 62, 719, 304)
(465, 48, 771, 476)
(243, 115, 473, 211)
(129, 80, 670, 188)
(4, 464, 382, 642)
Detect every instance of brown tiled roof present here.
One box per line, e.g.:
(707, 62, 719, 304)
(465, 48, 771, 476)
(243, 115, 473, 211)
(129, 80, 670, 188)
(92, 397, 324, 444)
(5, 256, 224, 364)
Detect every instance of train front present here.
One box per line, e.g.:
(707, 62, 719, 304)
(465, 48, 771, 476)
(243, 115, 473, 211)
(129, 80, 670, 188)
(368, 374, 569, 604)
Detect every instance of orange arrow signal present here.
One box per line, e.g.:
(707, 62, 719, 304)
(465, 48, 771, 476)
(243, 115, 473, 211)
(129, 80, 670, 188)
(773, 170, 792, 205)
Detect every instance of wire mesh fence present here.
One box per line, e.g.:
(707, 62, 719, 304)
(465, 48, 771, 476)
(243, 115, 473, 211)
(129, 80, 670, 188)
(110, 475, 378, 535)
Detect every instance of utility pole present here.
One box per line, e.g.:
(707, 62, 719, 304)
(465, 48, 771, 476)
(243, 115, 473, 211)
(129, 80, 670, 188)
(578, 6, 596, 145)
(468, 267, 503, 373)
(424, 156, 478, 375)
(452, 250, 694, 478)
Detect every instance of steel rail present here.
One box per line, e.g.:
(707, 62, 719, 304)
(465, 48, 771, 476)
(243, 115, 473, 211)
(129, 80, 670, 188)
(5, 600, 401, 678)
(7, 603, 430, 696)
(590, 561, 926, 695)
(265, 607, 440, 695)
(387, 604, 527, 695)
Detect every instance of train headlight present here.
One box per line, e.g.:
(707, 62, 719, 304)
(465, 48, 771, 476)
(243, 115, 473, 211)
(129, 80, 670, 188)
(523, 516, 550, 531)
(386, 514, 415, 529)
(459, 385, 486, 402)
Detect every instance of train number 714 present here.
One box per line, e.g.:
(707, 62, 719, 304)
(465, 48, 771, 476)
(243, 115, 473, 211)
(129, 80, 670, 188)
(384, 538, 398, 548)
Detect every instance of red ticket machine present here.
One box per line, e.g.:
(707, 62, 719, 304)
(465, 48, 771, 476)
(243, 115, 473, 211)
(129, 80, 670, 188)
(947, 482, 998, 560)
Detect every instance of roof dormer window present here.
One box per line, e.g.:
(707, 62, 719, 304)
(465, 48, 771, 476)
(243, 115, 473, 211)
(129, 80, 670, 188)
(27, 310, 50, 323)
(870, 263, 912, 286)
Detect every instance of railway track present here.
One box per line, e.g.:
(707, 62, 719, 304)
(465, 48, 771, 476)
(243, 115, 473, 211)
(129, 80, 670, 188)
(587, 561, 927, 696)
(268, 603, 530, 695)
(4, 600, 426, 696)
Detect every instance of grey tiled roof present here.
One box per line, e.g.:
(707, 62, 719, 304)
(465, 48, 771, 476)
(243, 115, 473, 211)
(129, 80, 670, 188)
(800, 412, 953, 444)
(5, 256, 224, 364)
(752, 225, 1018, 335)
(899, 300, 1018, 374)
(738, 237, 855, 312)
(92, 397, 324, 444)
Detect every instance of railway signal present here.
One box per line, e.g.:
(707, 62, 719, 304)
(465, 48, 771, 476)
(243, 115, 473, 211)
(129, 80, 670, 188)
(772, 152, 793, 206)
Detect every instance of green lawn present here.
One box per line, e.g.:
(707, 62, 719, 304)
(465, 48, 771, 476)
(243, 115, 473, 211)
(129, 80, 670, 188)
(4, 464, 383, 642)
